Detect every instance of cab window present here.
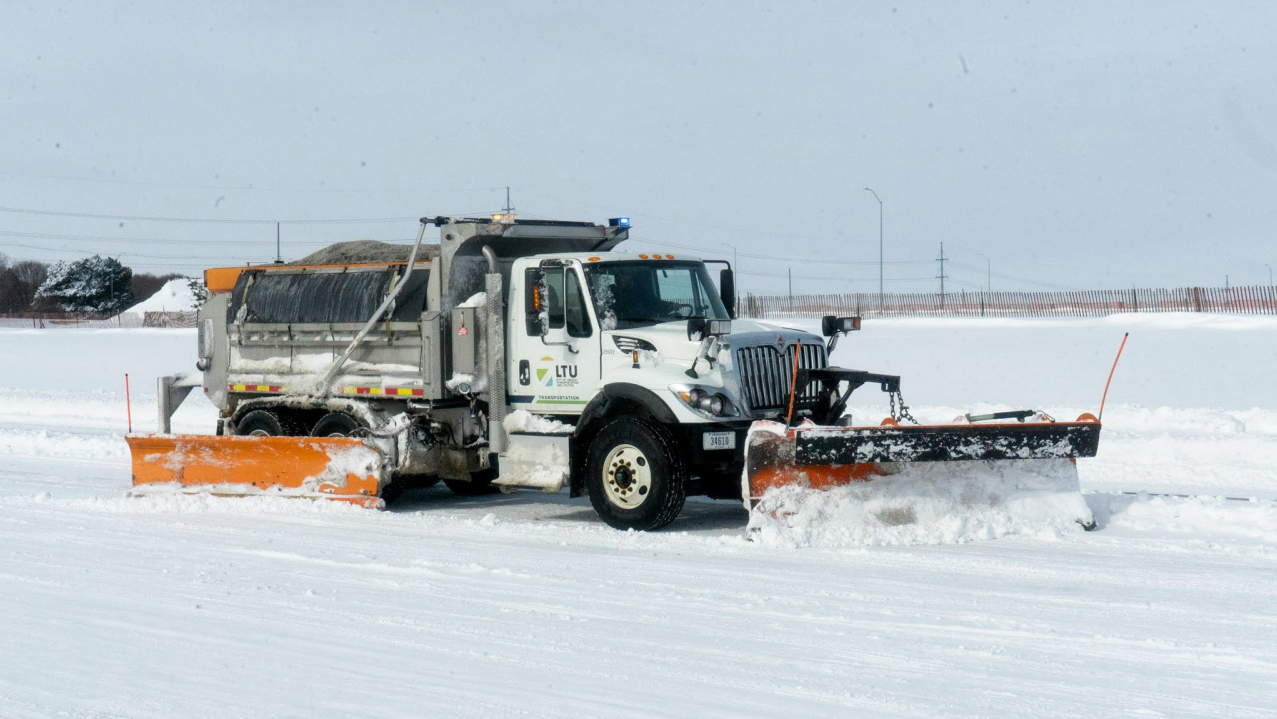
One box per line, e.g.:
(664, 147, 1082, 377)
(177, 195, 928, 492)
(564, 270, 591, 338)
(533, 267, 592, 338)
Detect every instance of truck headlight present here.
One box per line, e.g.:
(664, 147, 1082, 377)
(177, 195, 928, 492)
(671, 384, 736, 417)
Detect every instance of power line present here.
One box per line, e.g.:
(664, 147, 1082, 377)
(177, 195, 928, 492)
(513, 187, 870, 245)
(631, 237, 931, 266)
(0, 229, 345, 247)
(737, 269, 935, 282)
(0, 170, 505, 195)
(0, 241, 267, 262)
(948, 259, 1077, 290)
(0, 204, 418, 225)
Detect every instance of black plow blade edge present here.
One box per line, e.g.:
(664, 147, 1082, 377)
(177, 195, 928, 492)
(794, 422, 1101, 465)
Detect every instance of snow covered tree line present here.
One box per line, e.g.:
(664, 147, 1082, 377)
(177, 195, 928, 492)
(0, 252, 203, 315)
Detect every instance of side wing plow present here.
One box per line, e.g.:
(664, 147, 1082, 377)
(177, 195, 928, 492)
(126, 434, 390, 508)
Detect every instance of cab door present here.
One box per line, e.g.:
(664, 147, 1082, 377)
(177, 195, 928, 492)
(509, 260, 600, 416)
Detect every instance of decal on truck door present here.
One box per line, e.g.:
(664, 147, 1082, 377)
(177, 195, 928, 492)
(519, 360, 530, 386)
(535, 356, 578, 388)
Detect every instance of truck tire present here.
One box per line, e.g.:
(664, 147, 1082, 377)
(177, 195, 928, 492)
(310, 412, 361, 438)
(585, 417, 686, 531)
(235, 409, 304, 437)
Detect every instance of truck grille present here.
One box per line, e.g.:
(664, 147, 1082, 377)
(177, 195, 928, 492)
(735, 343, 827, 412)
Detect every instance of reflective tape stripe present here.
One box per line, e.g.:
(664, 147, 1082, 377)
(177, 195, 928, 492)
(339, 386, 424, 397)
(229, 384, 282, 393)
(229, 383, 423, 396)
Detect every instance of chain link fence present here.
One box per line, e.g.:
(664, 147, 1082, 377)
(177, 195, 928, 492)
(739, 285, 1277, 319)
(0, 311, 199, 328)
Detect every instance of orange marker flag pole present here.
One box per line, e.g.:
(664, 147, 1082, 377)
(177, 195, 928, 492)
(124, 373, 132, 434)
(1098, 333, 1129, 421)
(785, 340, 802, 426)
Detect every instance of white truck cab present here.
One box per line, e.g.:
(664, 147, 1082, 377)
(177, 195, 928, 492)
(503, 250, 828, 528)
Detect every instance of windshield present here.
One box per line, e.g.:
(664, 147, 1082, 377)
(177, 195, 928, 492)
(583, 261, 729, 330)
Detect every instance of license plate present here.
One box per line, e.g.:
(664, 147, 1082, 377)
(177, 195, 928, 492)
(702, 431, 736, 450)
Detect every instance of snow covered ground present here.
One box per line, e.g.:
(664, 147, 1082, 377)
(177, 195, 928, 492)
(2, 316, 1276, 717)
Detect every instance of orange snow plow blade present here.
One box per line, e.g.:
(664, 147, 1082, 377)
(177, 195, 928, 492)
(126, 434, 389, 509)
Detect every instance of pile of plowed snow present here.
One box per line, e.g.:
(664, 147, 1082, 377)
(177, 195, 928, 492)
(1090, 491, 1277, 544)
(126, 278, 199, 313)
(748, 458, 1094, 547)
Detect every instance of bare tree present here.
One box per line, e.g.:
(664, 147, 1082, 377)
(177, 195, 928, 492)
(12, 260, 49, 290)
(4, 261, 50, 311)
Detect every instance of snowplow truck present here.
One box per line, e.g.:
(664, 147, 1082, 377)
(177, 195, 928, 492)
(128, 215, 1102, 531)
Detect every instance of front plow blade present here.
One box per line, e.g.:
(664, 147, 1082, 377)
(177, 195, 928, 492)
(126, 434, 389, 508)
(744, 418, 1100, 545)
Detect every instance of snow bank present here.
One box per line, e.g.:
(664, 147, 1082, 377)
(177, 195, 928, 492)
(0, 428, 128, 460)
(1089, 492, 1277, 545)
(748, 458, 1094, 547)
(126, 278, 199, 313)
(0, 328, 197, 393)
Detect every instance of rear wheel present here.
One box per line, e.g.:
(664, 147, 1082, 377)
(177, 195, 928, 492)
(585, 417, 686, 530)
(235, 409, 304, 437)
(310, 412, 362, 438)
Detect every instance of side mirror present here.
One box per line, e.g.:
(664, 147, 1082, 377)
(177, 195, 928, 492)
(719, 268, 736, 319)
(524, 268, 548, 336)
(687, 318, 732, 341)
(821, 315, 861, 337)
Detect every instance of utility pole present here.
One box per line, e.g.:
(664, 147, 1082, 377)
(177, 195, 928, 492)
(504, 186, 515, 215)
(275, 222, 282, 264)
(936, 242, 948, 304)
(787, 267, 793, 311)
(1266, 263, 1272, 287)
(864, 187, 883, 308)
(976, 252, 991, 292)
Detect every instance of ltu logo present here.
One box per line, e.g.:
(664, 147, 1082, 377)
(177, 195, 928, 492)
(535, 356, 578, 387)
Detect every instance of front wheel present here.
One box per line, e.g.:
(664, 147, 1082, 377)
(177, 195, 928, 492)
(585, 418, 686, 531)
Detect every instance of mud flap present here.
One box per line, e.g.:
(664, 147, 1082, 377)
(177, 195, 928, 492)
(126, 434, 390, 508)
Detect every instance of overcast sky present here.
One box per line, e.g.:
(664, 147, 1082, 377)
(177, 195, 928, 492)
(2, 1, 1274, 293)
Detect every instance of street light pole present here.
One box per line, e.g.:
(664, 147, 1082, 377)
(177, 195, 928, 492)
(976, 252, 991, 292)
(863, 187, 883, 307)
